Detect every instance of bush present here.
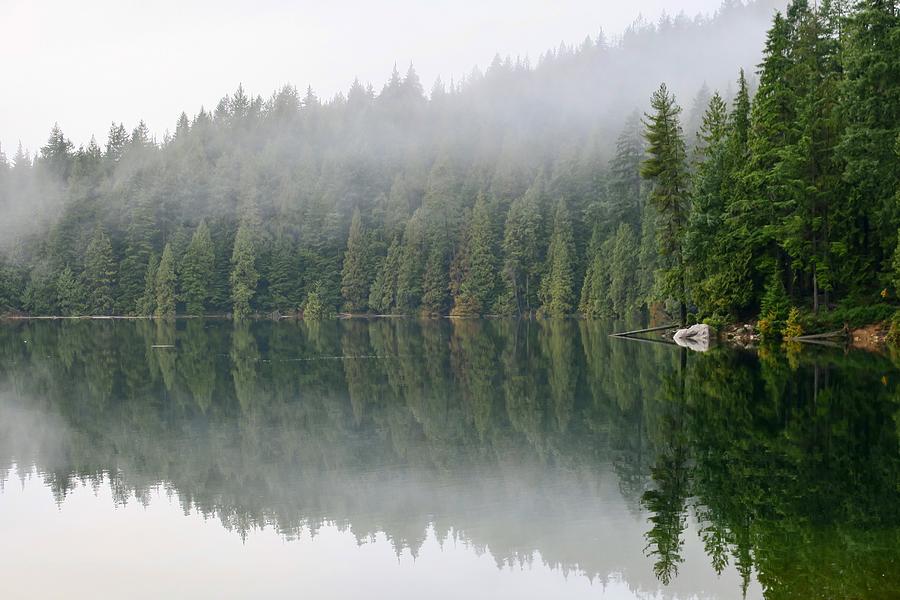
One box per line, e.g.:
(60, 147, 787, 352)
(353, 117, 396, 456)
(303, 282, 335, 321)
(783, 307, 803, 339)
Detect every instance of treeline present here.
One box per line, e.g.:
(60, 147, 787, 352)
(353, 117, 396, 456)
(0, 0, 898, 324)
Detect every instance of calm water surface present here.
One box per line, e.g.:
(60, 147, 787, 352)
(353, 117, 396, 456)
(0, 319, 898, 599)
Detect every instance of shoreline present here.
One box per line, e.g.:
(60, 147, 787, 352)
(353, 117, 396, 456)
(0, 313, 891, 352)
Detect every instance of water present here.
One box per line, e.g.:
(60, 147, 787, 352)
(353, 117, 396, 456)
(0, 319, 897, 599)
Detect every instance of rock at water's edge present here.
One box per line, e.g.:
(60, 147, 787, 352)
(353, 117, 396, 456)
(673, 324, 715, 352)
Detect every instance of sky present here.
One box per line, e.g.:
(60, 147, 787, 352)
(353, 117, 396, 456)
(0, 0, 726, 156)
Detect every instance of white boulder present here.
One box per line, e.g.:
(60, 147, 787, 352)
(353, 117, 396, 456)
(673, 324, 715, 352)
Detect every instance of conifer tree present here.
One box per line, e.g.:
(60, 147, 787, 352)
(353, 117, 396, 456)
(837, 0, 900, 276)
(369, 235, 402, 313)
(641, 83, 690, 324)
(268, 231, 300, 313)
(539, 199, 577, 317)
(179, 220, 215, 315)
(137, 254, 159, 316)
(608, 223, 640, 317)
(230, 217, 258, 319)
(341, 208, 372, 312)
(82, 226, 116, 315)
(607, 112, 645, 229)
(55, 265, 86, 316)
(119, 190, 156, 314)
(155, 243, 176, 319)
(396, 213, 425, 313)
(580, 227, 613, 318)
(451, 194, 499, 316)
(501, 180, 544, 315)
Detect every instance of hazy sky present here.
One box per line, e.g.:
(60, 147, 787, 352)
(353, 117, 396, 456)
(0, 0, 725, 156)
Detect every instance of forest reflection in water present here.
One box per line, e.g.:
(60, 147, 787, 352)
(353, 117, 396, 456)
(0, 318, 898, 599)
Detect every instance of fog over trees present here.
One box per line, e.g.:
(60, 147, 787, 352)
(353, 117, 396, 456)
(1, 0, 898, 327)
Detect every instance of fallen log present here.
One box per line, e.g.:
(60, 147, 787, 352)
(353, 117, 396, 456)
(610, 324, 679, 338)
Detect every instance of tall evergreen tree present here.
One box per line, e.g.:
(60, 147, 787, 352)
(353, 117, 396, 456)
(55, 265, 86, 316)
(539, 199, 577, 317)
(641, 83, 691, 324)
(230, 217, 259, 319)
(501, 179, 545, 316)
(137, 254, 159, 316)
(341, 208, 372, 312)
(82, 226, 116, 315)
(180, 220, 215, 315)
(451, 194, 499, 316)
(155, 243, 176, 318)
(369, 235, 402, 313)
(837, 0, 900, 282)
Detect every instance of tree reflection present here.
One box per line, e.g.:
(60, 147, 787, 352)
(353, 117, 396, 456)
(0, 320, 898, 598)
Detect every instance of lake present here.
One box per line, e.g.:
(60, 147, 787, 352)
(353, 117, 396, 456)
(0, 319, 898, 599)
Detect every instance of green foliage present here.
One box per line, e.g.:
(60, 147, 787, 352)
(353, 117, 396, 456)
(500, 179, 545, 315)
(303, 281, 334, 320)
(230, 218, 258, 319)
(760, 269, 791, 323)
(154, 243, 176, 319)
(369, 235, 402, 314)
(451, 194, 499, 316)
(136, 254, 158, 317)
(641, 83, 690, 323)
(179, 220, 215, 315)
(783, 307, 803, 339)
(539, 199, 576, 317)
(82, 226, 116, 315)
(55, 265, 86, 316)
(340, 208, 372, 313)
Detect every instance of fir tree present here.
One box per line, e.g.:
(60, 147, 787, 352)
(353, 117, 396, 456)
(137, 254, 159, 316)
(451, 194, 499, 316)
(341, 208, 372, 312)
(179, 220, 215, 315)
(539, 199, 577, 317)
(369, 235, 402, 313)
(230, 218, 259, 319)
(55, 265, 86, 316)
(82, 226, 116, 315)
(641, 83, 690, 324)
(501, 179, 545, 315)
(155, 243, 176, 319)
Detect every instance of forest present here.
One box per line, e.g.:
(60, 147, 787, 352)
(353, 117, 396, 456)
(0, 0, 898, 332)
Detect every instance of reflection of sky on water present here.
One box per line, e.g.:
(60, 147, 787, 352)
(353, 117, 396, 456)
(1, 465, 758, 600)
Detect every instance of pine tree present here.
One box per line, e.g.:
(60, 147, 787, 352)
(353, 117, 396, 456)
(179, 220, 215, 315)
(82, 226, 116, 315)
(539, 199, 577, 317)
(641, 83, 691, 324)
(155, 243, 176, 318)
(230, 218, 258, 319)
(451, 194, 499, 316)
(341, 208, 372, 312)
